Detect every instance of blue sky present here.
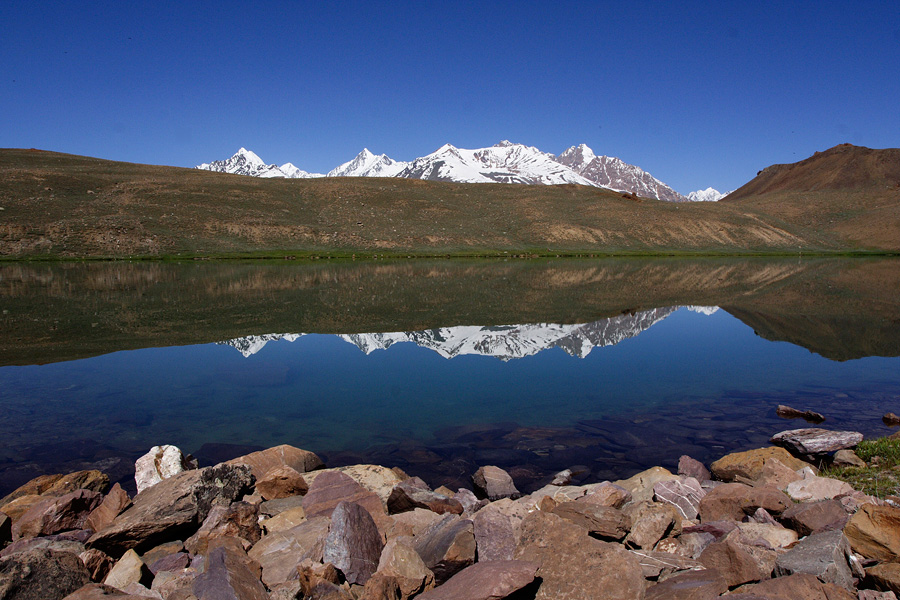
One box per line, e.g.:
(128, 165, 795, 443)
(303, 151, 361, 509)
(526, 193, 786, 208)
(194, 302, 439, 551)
(2, 1, 898, 193)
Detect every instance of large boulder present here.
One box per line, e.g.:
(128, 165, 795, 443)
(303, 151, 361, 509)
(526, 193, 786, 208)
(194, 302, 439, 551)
(303, 465, 402, 504)
(226, 444, 323, 480)
(844, 503, 900, 561)
(577, 481, 632, 508)
(698, 482, 791, 522)
(867, 563, 900, 596)
(774, 529, 853, 590)
(709, 447, 810, 482)
(473, 499, 529, 561)
(514, 510, 644, 600)
(770, 428, 864, 455)
(415, 560, 539, 600)
(322, 501, 384, 586)
(302, 471, 388, 529)
(623, 502, 677, 549)
(247, 517, 331, 587)
(785, 474, 854, 502)
(698, 531, 773, 587)
(472, 466, 520, 501)
(11, 489, 103, 540)
(0, 548, 91, 600)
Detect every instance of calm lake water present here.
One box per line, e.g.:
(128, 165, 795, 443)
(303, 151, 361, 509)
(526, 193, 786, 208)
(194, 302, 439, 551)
(1, 258, 899, 495)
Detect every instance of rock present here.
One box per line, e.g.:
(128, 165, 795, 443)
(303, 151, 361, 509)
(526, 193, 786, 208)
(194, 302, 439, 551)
(472, 466, 520, 501)
(551, 469, 573, 486)
(736, 522, 798, 548)
(359, 574, 402, 600)
(0, 496, 46, 524)
(710, 447, 811, 482)
(184, 501, 260, 555)
(771, 428, 864, 455)
(624, 502, 678, 549)
(614, 466, 678, 504)
(247, 517, 331, 587)
(138, 540, 183, 567)
(653, 477, 705, 520)
(255, 466, 308, 501)
(731, 572, 856, 599)
(698, 532, 771, 587)
(452, 489, 488, 516)
(627, 549, 703, 578)
(643, 567, 728, 600)
(473, 499, 529, 561)
(698, 483, 791, 522)
(677, 531, 716, 558)
(46, 471, 111, 498)
(413, 515, 476, 585)
(260, 505, 306, 534)
(386, 508, 444, 541)
(226, 444, 323, 481)
(0, 535, 86, 559)
(322, 501, 384, 585)
(752, 458, 804, 490)
(833, 449, 866, 467)
(135, 445, 193, 494)
(259, 495, 305, 517)
(374, 537, 435, 598)
(415, 560, 539, 600)
(677, 455, 710, 482)
(88, 464, 253, 554)
(80, 548, 115, 582)
(304, 465, 402, 504)
(786, 474, 854, 502)
(12, 489, 103, 540)
(517, 485, 587, 510)
(552, 501, 631, 541)
(749, 507, 779, 525)
(0, 548, 91, 599)
(302, 471, 388, 529)
(295, 559, 342, 596)
(774, 529, 853, 590)
(860, 590, 899, 600)
(61, 583, 155, 599)
(514, 511, 644, 600)
(150, 568, 198, 599)
(146, 551, 189, 575)
(844, 503, 900, 561)
(867, 563, 900, 595)
(884, 413, 900, 427)
(578, 481, 632, 508)
(191, 544, 268, 600)
(387, 478, 463, 515)
(776, 405, 826, 423)
(682, 520, 737, 541)
(85, 485, 131, 534)
(780, 499, 848, 536)
(103, 549, 152, 591)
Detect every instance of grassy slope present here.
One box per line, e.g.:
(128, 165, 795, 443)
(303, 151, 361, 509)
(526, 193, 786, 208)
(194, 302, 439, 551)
(1, 148, 887, 259)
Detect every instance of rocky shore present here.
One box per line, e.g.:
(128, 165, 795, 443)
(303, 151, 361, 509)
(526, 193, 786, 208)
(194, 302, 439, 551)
(1, 428, 899, 600)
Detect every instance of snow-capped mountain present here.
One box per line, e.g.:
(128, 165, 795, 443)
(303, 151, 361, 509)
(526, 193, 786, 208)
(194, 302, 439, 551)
(687, 188, 729, 202)
(556, 144, 687, 202)
(327, 149, 409, 177)
(218, 306, 723, 361)
(197, 142, 698, 202)
(197, 148, 324, 179)
(397, 141, 597, 186)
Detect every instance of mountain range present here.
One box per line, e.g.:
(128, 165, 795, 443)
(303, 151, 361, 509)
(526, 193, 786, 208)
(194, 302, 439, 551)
(198, 142, 723, 202)
(218, 306, 719, 361)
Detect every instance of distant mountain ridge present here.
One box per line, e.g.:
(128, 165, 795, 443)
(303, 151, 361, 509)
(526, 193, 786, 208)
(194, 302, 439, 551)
(198, 142, 717, 202)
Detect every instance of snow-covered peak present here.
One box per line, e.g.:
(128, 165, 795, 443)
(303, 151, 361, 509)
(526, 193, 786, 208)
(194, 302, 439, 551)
(327, 149, 409, 178)
(198, 149, 324, 179)
(687, 188, 729, 202)
(557, 149, 688, 202)
(556, 144, 597, 171)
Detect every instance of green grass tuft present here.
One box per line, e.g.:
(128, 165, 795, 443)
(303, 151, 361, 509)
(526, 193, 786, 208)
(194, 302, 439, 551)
(824, 436, 900, 498)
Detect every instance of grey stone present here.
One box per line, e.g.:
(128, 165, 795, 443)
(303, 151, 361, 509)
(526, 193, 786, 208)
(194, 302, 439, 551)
(774, 529, 853, 590)
(0, 548, 91, 600)
(473, 499, 529, 561)
(472, 466, 520, 501)
(412, 515, 475, 585)
(322, 501, 384, 586)
(770, 428, 864, 455)
(780, 499, 848, 536)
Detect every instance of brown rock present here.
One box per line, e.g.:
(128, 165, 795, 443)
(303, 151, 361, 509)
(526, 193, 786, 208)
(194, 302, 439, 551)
(415, 560, 540, 600)
(698, 482, 791, 522)
(643, 567, 728, 600)
(677, 531, 716, 558)
(103, 549, 152, 591)
(45, 471, 110, 498)
(60, 583, 153, 599)
(452, 488, 488, 516)
(698, 533, 770, 587)
(387, 478, 463, 515)
(731, 572, 856, 599)
(0, 474, 65, 506)
(472, 466, 520, 501)
(386, 508, 444, 541)
(260, 505, 306, 534)
(79, 548, 115, 582)
(736, 522, 798, 548)
(322, 501, 384, 585)
(88, 464, 253, 554)
(780, 499, 848, 536)
(12, 489, 103, 540)
(833, 449, 866, 467)
(413, 515, 476, 585)
(0, 535, 86, 559)
(0, 548, 91, 599)
(627, 549, 703, 578)
(302, 471, 388, 530)
(473, 499, 529, 561)
(771, 428, 864, 455)
(374, 537, 435, 598)
(0, 495, 50, 523)
(614, 466, 678, 504)
(514, 510, 644, 600)
(255, 466, 308, 501)
(753, 458, 803, 490)
(85, 485, 131, 535)
(258, 495, 305, 518)
(654, 477, 705, 520)
(247, 516, 331, 587)
(710, 447, 811, 482)
(552, 501, 630, 541)
(844, 503, 900, 562)
(859, 590, 899, 600)
(304, 465, 402, 504)
(184, 501, 260, 555)
(624, 502, 677, 549)
(868, 563, 900, 595)
(138, 540, 183, 567)
(577, 481, 632, 508)
(296, 559, 342, 596)
(786, 474, 854, 502)
(226, 444, 323, 480)
(774, 529, 853, 590)
(776, 405, 826, 423)
(677, 455, 711, 482)
(359, 574, 402, 600)
(885, 413, 900, 427)
(191, 544, 268, 600)
(147, 551, 189, 575)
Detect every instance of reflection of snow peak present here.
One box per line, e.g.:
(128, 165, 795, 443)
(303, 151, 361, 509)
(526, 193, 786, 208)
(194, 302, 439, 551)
(685, 306, 720, 316)
(217, 333, 303, 357)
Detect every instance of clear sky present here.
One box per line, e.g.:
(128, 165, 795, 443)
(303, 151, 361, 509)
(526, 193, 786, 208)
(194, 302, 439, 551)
(2, 1, 898, 194)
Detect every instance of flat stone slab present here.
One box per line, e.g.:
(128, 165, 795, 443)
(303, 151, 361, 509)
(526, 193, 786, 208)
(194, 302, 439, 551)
(770, 428, 863, 455)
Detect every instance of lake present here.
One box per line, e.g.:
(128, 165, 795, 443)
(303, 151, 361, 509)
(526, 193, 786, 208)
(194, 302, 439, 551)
(1, 258, 898, 496)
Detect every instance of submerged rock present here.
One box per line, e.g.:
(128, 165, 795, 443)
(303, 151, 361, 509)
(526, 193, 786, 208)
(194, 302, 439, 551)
(776, 405, 826, 423)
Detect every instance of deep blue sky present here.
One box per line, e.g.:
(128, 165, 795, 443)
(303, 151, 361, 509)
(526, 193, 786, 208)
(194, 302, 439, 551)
(3, 1, 898, 193)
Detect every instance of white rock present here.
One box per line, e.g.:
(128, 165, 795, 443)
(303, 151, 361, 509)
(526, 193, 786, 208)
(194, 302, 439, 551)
(135, 445, 189, 494)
